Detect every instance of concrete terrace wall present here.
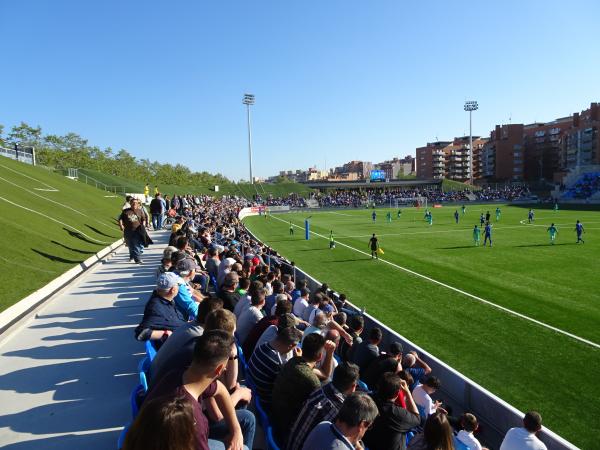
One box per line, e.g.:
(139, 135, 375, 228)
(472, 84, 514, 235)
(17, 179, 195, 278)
(239, 207, 577, 450)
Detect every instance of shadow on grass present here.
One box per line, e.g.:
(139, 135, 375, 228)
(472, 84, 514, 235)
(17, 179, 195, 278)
(51, 240, 96, 255)
(85, 224, 118, 238)
(298, 248, 330, 252)
(63, 227, 103, 245)
(438, 245, 478, 250)
(31, 249, 84, 264)
(514, 243, 575, 248)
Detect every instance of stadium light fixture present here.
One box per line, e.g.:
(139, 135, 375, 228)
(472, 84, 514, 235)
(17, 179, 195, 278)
(243, 93, 255, 184)
(464, 100, 479, 186)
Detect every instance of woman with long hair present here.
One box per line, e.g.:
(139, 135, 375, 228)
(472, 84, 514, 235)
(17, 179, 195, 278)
(122, 395, 197, 450)
(408, 411, 455, 450)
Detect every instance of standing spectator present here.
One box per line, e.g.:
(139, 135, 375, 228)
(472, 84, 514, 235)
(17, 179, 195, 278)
(150, 193, 165, 230)
(287, 362, 360, 450)
(337, 314, 363, 362)
(500, 411, 547, 450)
(292, 287, 311, 319)
(301, 392, 379, 450)
(363, 373, 421, 450)
(352, 327, 382, 375)
(119, 197, 145, 264)
(362, 342, 403, 389)
(205, 247, 220, 281)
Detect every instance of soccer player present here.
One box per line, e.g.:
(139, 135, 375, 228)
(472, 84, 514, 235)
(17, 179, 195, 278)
(528, 209, 534, 223)
(372, 211, 377, 222)
(575, 220, 585, 243)
(495, 207, 501, 221)
(397, 209, 402, 219)
(461, 204, 466, 215)
(547, 223, 558, 245)
(289, 221, 294, 235)
(554, 201, 559, 213)
(479, 213, 485, 227)
(386, 211, 392, 223)
(483, 221, 492, 247)
(368, 233, 379, 259)
(329, 230, 336, 249)
(473, 225, 481, 246)
(454, 210, 459, 224)
(485, 210, 491, 222)
(425, 210, 433, 226)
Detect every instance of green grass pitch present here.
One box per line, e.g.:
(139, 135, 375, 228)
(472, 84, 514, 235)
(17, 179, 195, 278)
(245, 205, 600, 448)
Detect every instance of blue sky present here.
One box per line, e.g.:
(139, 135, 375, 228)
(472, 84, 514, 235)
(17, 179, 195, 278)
(1, 0, 599, 181)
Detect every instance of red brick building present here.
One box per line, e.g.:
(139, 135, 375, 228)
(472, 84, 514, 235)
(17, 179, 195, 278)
(560, 102, 600, 175)
(480, 124, 525, 181)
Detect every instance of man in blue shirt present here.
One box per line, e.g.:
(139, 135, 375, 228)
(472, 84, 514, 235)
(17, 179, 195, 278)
(134, 272, 186, 341)
(575, 220, 585, 243)
(174, 258, 200, 320)
(484, 222, 493, 247)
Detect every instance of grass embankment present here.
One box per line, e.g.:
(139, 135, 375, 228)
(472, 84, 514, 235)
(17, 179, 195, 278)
(0, 157, 123, 309)
(245, 205, 600, 449)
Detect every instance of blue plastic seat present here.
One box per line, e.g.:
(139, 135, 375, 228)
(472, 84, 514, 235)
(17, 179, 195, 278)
(145, 339, 157, 361)
(138, 357, 150, 392)
(266, 426, 281, 450)
(116, 423, 130, 449)
(130, 383, 145, 418)
(357, 379, 371, 393)
(210, 275, 220, 295)
(237, 342, 248, 377)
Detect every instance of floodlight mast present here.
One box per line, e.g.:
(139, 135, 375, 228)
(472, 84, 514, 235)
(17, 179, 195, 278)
(243, 93, 255, 184)
(464, 100, 479, 186)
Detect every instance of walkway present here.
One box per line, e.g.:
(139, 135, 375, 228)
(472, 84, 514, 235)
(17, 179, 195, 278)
(0, 232, 166, 450)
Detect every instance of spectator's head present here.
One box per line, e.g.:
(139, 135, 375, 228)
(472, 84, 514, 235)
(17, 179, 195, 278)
(333, 312, 347, 327)
(196, 297, 224, 325)
(163, 246, 178, 260)
(272, 280, 284, 294)
(170, 251, 187, 267)
(248, 280, 264, 297)
(176, 258, 199, 280)
(191, 330, 233, 379)
(388, 342, 403, 360)
(204, 309, 236, 335)
(423, 376, 441, 394)
(423, 412, 454, 450)
(238, 277, 251, 292)
(309, 293, 322, 306)
(156, 272, 179, 300)
(222, 272, 239, 291)
(368, 327, 383, 344)
(251, 288, 267, 307)
(208, 247, 218, 258)
(398, 369, 414, 388)
(174, 235, 188, 251)
(123, 395, 197, 450)
(378, 372, 402, 400)
(301, 333, 326, 363)
(274, 326, 303, 354)
(274, 298, 292, 316)
(523, 411, 543, 433)
(332, 362, 360, 395)
(324, 328, 340, 345)
(295, 279, 307, 290)
(277, 313, 297, 332)
(460, 413, 479, 433)
(335, 392, 379, 441)
(311, 311, 327, 328)
(403, 354, 416, 368)
(348, 315, 364, 334)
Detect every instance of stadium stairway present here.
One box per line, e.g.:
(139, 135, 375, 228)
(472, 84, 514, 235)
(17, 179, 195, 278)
(0, 230, 167, 450)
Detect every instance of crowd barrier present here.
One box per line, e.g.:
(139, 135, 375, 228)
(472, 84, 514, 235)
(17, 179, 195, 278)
(238, 207, 577, 450)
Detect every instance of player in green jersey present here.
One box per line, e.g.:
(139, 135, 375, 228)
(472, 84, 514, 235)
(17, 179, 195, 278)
(547, 223, 558, 245)
(473, 225, 481, 246)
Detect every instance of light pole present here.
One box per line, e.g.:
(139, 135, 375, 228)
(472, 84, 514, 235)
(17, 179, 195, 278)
(243, 93, 255, 184)
(464, 100, 478, 186)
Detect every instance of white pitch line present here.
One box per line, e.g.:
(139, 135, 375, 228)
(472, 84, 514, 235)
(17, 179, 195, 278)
(0, 196, 111, 245)
(326, 211, 355, 217)
(0, 163, 58, 190)
(267, 214, 600, 350)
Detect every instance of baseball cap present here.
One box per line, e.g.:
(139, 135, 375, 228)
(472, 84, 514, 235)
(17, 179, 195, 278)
(322, 303, 335, 314)
(157, 272, 179, 290)
(389, 342, 404, 356)
(176, 258, 201, 274)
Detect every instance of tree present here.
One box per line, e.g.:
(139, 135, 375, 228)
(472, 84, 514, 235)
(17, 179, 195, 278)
(7, 122, 43, 147)
(0, 124, 5, 147)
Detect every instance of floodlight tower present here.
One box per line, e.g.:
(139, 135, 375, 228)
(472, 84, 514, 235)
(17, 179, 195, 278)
(464, 100, 478, 185)
(243, 93, 255, 184)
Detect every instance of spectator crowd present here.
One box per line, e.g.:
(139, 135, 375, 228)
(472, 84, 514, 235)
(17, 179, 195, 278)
(119, 195, 549, 450)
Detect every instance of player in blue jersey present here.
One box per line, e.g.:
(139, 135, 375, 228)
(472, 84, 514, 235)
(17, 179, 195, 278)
(483, 221, 493, 247)
(372, 211, 377, 222)
(575, 220, 585, 243)
(454, 210, 459, 224)
(528, 209, 535, 223)
(479, 213, 485, 226)
(547, 223, 558, 245)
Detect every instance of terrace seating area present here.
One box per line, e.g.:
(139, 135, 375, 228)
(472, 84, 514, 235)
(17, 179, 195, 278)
(561, 172, 600, 199)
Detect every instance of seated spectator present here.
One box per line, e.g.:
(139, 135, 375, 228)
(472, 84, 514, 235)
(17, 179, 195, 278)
(271, 333, 336, 441)
(292, 287, 311, 319)
(303, 310, 328, 340)
(254, 313, 299, 352)
(236, 288, 266, 344)
(234, 280, 262, 319)
(291, 279, 308, 303)
(287, 362, 360, 450)
(242, 298, 292, 358)
(407, 411, 454, 450)
(362, 342, 403, 389)
(412, 376, 445, 420)
(247, 326, 303, 411)
(218, 272, 240, 312)
(363, 373, 420, 450)
(402, 351, 432, 389)
(134, 273, 186, 342)
(205, 246, 220, 280)
(456, 413, 483, 450)
(301, 392, 379, 450)
(352, 327, 382, 375)
(337, 314, 363, 362)
(500, 411, 547, 450)
(155, 246, 177, 278)
(122, 395, 197, 450)
(174, 258, 201, 320)
(302, 294, 322, 323)
(236, 277, 250, 297)
(144, 330, 255, 450)
(149, 297, 223, 386)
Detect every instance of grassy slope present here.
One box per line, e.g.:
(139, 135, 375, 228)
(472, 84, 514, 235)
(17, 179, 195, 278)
(77, 168, 313, 199)
(245, 206, 600, 449)
(0, 157, 123, 309)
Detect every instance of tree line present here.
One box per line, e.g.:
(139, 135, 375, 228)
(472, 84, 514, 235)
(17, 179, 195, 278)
(0, 122, 231, 187)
